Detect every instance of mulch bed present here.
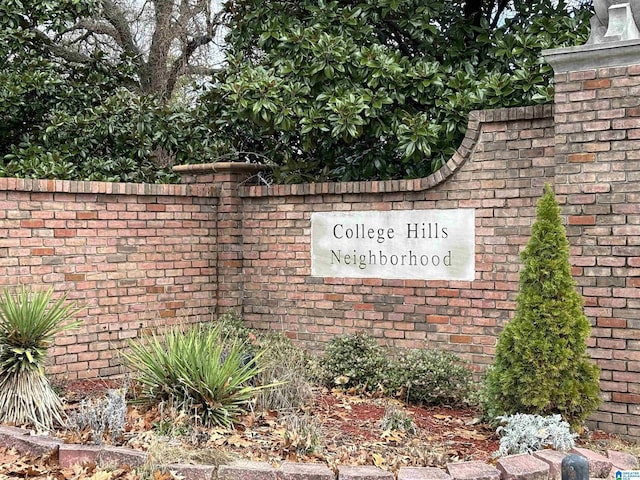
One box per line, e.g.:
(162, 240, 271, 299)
(58, 379, 500, 472)
(1, 378, 630, 478)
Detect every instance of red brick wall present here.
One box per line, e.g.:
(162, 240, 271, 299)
(234, 106, 555, 372)
(553, 64, 640, 437)
(0, 178, 218, 379)
(1, 65, 639, 437)
(195, 63, 639, 439)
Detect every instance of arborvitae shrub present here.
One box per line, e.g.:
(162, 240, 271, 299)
(483, 184, 601, 428)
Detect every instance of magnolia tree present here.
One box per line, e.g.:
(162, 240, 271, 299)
(1, 0, 592, 183)
(203, 0, 592, 183)
(0, 0, 217, 182)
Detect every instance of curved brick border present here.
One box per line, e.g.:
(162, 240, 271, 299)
(240, 105, 554, 198)
(1, 425, 637, 480)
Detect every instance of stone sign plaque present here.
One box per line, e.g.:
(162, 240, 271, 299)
(311, 209, 475, 280)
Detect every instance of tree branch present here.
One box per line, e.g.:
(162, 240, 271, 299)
(32, 28, 94, 64)
(185, 65, 221, 75)
(165, 33, 215, 100)
(58, 18, 119, 41)
(383, 19, 422, 57)
(101, 0, 142, 58)
(490, 0, 511, 29)
(163, 6, 225, 100)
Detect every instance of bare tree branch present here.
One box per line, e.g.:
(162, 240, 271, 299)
(185, 65, 221, 75)
(56, 18, 120, 41)
(165, 31, 216, 100)
(491, 0, 511, 28)
(101, 0, 142, 58)
(32, 28, 94, 63)
(23, 0, 226, 100)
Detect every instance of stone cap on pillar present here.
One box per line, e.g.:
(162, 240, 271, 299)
(543, 39, 640, 73)
(543, 0, 640, 72)
(173, 162, 268, 185)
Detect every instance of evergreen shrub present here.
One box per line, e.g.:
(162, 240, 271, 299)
(321, 332, 475, 406)
(320, 332, 387, 392)
(387, 349, 474, 406)
(483, 184, 601, 427)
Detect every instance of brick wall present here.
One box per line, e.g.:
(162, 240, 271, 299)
(552, 63, 640, 436)
(0, 178, 218, 379)
(1, 58, 639, 438)
(183, 59, 639, 439)
(227, 106, 556, 372)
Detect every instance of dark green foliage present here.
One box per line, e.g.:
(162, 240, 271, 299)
(0, 0, 215, 183)
(203, 0, 592, 183)
(320, 332, 387, 392)
(1, 0, 592, 184)
(386, 349, 474, 407)
(321, 332, 475, 406)
(483, 184, 601, 428)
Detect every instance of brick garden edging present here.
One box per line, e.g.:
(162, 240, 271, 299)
(1, 425, 638, 480)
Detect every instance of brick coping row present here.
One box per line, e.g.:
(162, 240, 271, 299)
(240, 105, 554, 198)
(0, 425, 638, 480)
(0, 104, 553, 201)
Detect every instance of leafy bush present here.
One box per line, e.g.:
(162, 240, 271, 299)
(123, 323, 269, 428)
(483, 185, 601, 427)
(1, 89, 219, 184)
(213, 311, 258, 346)
(494, 413, 577, 457)
(254, 332, 313, 413)
(386, 349, 474, 407)
(0, 287, 81, 430)
(205, 1, 591, 183)
(320, 332, 387, 392)
(70, 388, 128, 444)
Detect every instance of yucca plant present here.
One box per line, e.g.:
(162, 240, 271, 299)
(0, 287, 82, 430)
(124, 323, 272, 428)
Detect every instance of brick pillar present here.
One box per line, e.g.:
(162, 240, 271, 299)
(173, 162, 266, 316)
(544, 42, 640, 438)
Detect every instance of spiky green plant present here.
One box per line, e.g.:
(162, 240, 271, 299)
(124, 323, 272, 428)
(483, 184, 601, 428)
(0, 287, 82, 430)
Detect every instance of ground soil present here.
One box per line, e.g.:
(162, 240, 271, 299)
(0, 379, 638, 479)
